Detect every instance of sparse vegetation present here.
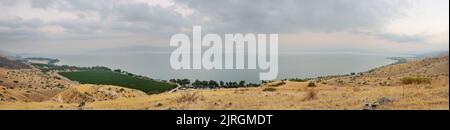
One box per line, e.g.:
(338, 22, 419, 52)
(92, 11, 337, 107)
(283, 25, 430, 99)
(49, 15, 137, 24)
(270, 82, 286, 87)
(303, 89, 318, 101)
(400, 77, 431, 85)
(169, 79, 191, 86)
(155, 103, 163, 107)
(289, 78, 309, 82)
(186, 79, 259, 88)
(176, 92, 201, 103)
(263, 87, 277, 92)
(307, 82, 316, 87)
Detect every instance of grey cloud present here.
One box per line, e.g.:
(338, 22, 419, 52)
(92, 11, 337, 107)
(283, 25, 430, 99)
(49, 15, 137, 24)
(48, 20, 102, 35)
(29, 0, 114, 20)
(30, 0, 57, 9)
(1, 0, 441, 54)
(1, 0, 411, 37)
(0, 17, 46, 42)
(1, 0, 193, 39)
(0, 17, 44, 29)
(178, 0, 409, 33)
(0, 0, 17, 6)
(112, 3, 182, 25)
(30, 0, 107, 11)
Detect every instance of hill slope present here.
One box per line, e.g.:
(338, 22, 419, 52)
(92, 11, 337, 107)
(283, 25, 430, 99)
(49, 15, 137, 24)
(0, 56, 31, 69)
(0, 55, 148, 103)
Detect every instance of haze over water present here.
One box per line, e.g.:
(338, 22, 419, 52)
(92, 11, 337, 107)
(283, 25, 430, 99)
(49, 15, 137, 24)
(51, 52, 398, 83)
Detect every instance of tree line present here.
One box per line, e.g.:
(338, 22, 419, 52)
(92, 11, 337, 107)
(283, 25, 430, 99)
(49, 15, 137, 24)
(169, 79, 260, 89)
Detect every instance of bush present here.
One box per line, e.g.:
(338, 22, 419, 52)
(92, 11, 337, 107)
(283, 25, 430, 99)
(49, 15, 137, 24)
(263, 87, 277, 92)
(307, 82, 316, 87)
(13, 80, 19, 83)
(303, 89, 318, 101)
(0, 80, 3, 83)
(400, 77, 431, 85)
(176, 92, 201, 103)
(53, 76, 61, 80)
(270, 82, 286, 87)
(155, 103, 163, 107)
(289, 78, 308, 82)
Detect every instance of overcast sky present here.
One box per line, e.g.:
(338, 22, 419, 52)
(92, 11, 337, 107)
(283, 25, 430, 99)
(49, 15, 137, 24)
(0, 0, 448, 55)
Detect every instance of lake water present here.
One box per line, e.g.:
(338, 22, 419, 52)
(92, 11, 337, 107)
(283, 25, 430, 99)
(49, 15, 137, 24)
(47, 52, 398, 83)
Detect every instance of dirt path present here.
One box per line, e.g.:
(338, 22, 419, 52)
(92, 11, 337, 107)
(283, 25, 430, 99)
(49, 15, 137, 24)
(168, 84, 181, 93)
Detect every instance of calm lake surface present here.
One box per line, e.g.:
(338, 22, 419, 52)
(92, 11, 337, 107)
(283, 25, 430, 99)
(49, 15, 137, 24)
(51, 52, 398, 83)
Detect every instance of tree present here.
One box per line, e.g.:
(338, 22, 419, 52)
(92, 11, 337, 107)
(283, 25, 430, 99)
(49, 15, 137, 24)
(239, 81, 246, 87)
(192, 80, 202, 88)
(181, 79, 190, 86)
(246, 83, 260, 87)
(209, 80, 219, 88)
(169, 79, 177, 83)
(261, 80, 267, 84)
(114, 69, 122, 73)
(219, 81, 224, 87)
(225, 82, 230, 88)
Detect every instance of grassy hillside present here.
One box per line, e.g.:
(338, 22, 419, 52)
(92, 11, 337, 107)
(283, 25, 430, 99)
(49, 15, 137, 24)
(58, 71, 176, 94)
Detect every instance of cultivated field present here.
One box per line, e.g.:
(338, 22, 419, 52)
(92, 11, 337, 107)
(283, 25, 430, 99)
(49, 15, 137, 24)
(59, 71, 176, 94)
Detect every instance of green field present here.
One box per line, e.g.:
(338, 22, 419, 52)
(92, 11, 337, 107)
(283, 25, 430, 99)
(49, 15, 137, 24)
(58, 71, 176, 94)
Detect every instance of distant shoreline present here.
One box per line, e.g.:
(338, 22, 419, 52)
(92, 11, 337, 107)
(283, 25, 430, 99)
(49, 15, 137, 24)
(22, 57, 60, 65)
(26, 55, 409, 85)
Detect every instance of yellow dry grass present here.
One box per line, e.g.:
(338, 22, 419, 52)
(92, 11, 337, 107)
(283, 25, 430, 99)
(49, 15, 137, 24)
(1, 81, 447, 110)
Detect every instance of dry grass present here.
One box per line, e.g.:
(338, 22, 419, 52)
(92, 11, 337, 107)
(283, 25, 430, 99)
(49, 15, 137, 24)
(1, 80, 448, 110)
(175, 92, 201, 103)
(400, 77, 431, 85)
(270, 82, 286, 87)
(262, 87, 277, 92)
(302, 88, 318, 101)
